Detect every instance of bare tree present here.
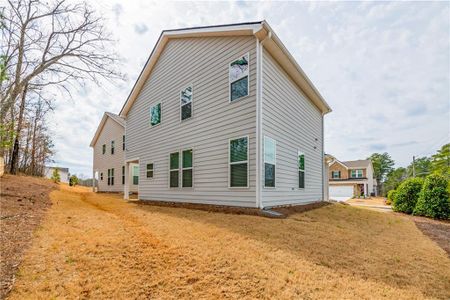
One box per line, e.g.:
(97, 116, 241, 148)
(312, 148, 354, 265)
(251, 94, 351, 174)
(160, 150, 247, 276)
(1, 0, 122, 174)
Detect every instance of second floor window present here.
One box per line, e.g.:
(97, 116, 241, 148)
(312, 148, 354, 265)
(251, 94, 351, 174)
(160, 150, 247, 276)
(102, 144, 106, 154)
(180, 86, 193, 121)
(351, 169, 363, 178)
(229, 53, 249, 102)
(150, 103, 161, 127)
(332, 171, 340, 179)
(122, 135, 125, 151)
(111, 141, 115, 155)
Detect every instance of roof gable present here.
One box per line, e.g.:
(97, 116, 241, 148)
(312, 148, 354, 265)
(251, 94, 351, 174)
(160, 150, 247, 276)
(119, 21, 331, 117)
(89, 112, 125, 147)
(342, 160, 371, 169)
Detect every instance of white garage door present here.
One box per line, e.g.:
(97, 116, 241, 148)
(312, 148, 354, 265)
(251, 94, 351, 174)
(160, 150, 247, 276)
(329, 186, 353, 202)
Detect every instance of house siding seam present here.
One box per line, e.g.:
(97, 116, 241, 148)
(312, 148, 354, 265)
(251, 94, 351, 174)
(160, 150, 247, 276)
(93, 117, 126, 192)
(125, 36, 257, 207)
(260, 48, 323, 207)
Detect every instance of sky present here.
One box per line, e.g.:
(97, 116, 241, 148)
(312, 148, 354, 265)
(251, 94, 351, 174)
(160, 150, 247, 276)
(46, 1, 450, 178)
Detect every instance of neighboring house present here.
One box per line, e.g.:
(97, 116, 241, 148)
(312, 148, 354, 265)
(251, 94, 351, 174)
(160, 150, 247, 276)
(44, 166, 70, 183)
(327, 155, 377, 201)
(89, 112, 138, 193)
(92, 21, 332, 208)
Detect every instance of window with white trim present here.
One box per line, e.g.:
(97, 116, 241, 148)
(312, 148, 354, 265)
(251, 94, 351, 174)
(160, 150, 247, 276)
(132, 165, 139, 185)
(122, 135, 125, 151)
(298, 151, 305, 188)
(146, 163, 154, 178)
(169, 152, 179, 188)
(180, 86, 193, 121)
(229, 137, 248, 187)
(102, 144, 106, 155)
(107, 168, 114, 186)
(111, 140, 115, 155)
(264, 137, 276, 188)
(351, 169, 363, 178)
(229, 54, 249, 101)
(150, 103, 161, 126)
(182, 149, 193, 187)
(332, 171, 340, 179)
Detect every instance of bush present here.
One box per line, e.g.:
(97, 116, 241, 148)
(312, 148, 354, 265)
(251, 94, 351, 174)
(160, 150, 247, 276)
(51, 168, 60, 183)
(69, 175, 79, 186)
(392, 178, 423, 214)
(414, 174, 450, 219)
(386, 189, 396, 205)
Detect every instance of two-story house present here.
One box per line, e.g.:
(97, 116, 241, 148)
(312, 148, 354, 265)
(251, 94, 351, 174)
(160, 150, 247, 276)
(90, 112, 138, 193)
(327, 155, 377, 201)
(91, 21, 332, 208)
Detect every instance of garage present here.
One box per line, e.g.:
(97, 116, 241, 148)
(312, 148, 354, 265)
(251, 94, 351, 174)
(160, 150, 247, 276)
(329, 185, 354, 202)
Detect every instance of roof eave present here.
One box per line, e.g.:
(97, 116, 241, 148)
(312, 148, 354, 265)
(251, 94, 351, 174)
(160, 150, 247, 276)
(89, 112, 124, 147)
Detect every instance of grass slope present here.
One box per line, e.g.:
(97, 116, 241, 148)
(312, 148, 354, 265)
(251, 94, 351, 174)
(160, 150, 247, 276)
(9, 184, 450, 299)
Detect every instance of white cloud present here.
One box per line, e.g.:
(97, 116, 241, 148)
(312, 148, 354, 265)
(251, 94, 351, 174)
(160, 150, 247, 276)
(47, 1, 449, 176)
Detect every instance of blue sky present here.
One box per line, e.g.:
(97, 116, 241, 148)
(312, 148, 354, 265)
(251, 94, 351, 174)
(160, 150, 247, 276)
(47, 1, 450, 178)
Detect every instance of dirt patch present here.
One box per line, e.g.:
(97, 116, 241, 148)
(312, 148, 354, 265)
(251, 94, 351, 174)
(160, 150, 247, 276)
(412, 216, 450, 257)
(0, 174, 56, 299)
(136, 199, 329, 218)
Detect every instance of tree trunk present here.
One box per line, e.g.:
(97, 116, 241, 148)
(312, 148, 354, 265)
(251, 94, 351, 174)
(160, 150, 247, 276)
(9, 86, 28, 174)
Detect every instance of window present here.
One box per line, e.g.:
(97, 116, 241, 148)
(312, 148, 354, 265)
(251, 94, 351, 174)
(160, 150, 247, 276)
(229, 53, 249, 101)
(122, 166, 125, 184)
(180, 86, 193, 121)
(150, 103, 161, 126)
(122, 135, 125, 151)
(264, 137, 276, 188)
(229, 137, 248, 187)
(182, 149, 193, 187)
(332, 171, 340, 179)
(102, 144, 106, 155)
(146, 163, 154, 178)
(107, 168, 114, 185)
(100, 172, 103, 180)
(111, 140, 115, 155)
(351, 169, 363, 178)
(298, 152, 305, 188)
(132, 166, 139, 185)
(169, 152, 179, 188)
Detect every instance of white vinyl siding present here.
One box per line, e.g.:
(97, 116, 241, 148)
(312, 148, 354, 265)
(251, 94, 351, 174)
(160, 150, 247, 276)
(93, 117, 125, 192)
(260, 49, 323, 207)
(126, 36, 257, 207)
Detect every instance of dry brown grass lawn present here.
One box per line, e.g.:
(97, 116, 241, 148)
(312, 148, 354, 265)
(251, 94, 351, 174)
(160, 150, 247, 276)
(8, 185, 450, 299)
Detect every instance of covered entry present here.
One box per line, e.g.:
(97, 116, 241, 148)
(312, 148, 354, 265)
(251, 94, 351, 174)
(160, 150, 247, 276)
(329, 185, 353, 202)
(124, 158, 139, 200)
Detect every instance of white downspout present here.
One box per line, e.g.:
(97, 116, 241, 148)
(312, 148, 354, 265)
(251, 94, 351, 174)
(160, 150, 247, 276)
(256, 31, 271, 209)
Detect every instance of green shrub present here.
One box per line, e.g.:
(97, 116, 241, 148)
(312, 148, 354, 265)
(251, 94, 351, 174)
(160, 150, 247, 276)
(392, 178, 423, 214)
(51, 168, 60, 183)
(386, 189, 396, 205)
(414, 174, 450, 219)
(69, 175, 79, 186)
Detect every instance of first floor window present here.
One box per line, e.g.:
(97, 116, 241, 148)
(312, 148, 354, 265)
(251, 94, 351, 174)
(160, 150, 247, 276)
(351, 169, 363, 178)
(169, 152, 179, 187)
(107, 168, 114, 185)
(122, 166, 125, 184)
(229, 137, 248, 187)
(264, 137, 276, 187)
(180, 86, 193, 121)
(132, 165, 139, 185)
(146, 163, 154, 178)
(150, 103, 161, 126)
(111, 168, 114, 185)
(100, 172, 103, 180)
(332, 171, 340, 179)
(298, 152, 305, 188)
(182, 149, 193, 187)
(229, 54, 249, 101)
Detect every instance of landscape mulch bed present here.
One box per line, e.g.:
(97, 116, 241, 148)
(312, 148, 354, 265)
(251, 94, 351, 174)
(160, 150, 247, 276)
(0, 175, 56, 299)
(412, 216, 450, 257)
(135, 199, 329, 218)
